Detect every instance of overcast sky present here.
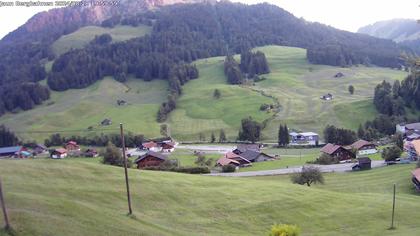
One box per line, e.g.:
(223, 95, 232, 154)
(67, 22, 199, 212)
(0, 0, 419, 39)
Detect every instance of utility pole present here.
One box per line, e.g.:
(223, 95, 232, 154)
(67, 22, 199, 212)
(120, 123, 133, 215)
(0, 178, 10, 230)
(390, 183, 396, 230)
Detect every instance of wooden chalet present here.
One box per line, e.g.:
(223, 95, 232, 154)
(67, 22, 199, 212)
(320, 143, 355, 161)
(135, 151, 166, 168)
(84, 148, 99, 157)
(239, 150, 276, 163)
(217, 152, 251, 167)
(141, 141, 162, 152)
(161, 142, 176, 153)
(65, 141, 80, 151)
(33, 144, 47, 155)
(51, 148, 67, 159)
(350, 140, 377, 156)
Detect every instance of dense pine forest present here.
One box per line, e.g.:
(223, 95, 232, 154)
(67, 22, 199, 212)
(0, 1, 410, 118)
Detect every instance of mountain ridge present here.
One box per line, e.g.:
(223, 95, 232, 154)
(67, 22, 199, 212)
(357, 18, 420, 43)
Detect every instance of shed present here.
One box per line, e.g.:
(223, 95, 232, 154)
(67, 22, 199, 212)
(352, 157, 372, 171)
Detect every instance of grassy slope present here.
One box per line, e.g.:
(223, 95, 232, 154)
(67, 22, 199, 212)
(1, 46, 409, 142)
(51, 25, 151, 56)
(0, 78, 168, 141)
(0, 159, 419, 235)
(252, 46, 408, 141)
(168, 56, 273, 140)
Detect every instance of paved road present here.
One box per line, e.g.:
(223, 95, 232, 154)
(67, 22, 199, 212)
(205, 160, 387, 177)
(177, 145, 235, 153)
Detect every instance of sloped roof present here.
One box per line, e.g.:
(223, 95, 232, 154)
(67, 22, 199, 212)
(351, 140, 375, 150)
(224, 152, 251, 164)
(0, 146, 22, 154)
(357, 157, 372, 164)
(217, 157, 240, 166)
(55, 148, 67, 154)
(239, 150, 261, 161)
(412, 168, 420, 182)
(406, 123, 420, 131)
(412, 140, 420, 156)
(67, 141, 78, 145)
(320, 143, 342, 155)
(142, 141, 157, 149)
(135, 151, 166, 163)
(300, 132, 319, 137)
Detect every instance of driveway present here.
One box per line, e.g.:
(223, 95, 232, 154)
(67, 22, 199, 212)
(205, 160, 387, 177)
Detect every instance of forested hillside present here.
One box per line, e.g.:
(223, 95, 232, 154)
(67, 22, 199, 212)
(0, 1, 405, 117)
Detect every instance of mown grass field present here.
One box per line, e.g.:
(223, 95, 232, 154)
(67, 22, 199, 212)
(0, 78, 167, 141)
(51, 25, 151, 56)
(0, 159, 419, 235)
(168, 56, 273, 141)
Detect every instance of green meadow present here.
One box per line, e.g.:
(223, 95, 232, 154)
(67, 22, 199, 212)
(0, 78, 167, 141)
(0, 159, 419, 235)
(1, 45, 409, 142)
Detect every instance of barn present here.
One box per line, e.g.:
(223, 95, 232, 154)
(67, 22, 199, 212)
(135, 151, 167, 168)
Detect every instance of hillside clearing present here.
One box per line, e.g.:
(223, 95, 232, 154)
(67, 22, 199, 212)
(51, 25, 151, 56)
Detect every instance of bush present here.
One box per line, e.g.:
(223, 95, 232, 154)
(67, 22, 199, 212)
(313, 153, 339, 165)
(382, 145, 402, 161)
(102, 142, 132, 167)
(291, 166, 324, 186)
(222, 164, 236, 173)
(269, 224, 300, 236)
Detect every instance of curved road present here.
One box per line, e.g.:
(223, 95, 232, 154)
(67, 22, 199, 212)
(205, 161, 387, 177)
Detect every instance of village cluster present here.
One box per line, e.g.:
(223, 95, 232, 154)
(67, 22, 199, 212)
(1, 122, 420, 179)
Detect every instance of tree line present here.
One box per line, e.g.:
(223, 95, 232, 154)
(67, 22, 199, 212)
(0, 125, 20, 148)
(224, 50, 270, 84)
(0, 1, 406, 118)
(44, 133, 145, 148)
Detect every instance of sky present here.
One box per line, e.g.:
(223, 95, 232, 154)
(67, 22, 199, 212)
(0, 0, 419, 39)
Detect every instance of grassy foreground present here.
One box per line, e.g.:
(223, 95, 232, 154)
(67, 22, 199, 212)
(0, 159, 419, 235)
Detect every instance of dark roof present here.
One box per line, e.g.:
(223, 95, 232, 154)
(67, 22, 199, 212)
(357, 157, 372, 164)
(135, 151, 166, 163)
(235, 144, 260, 153)
(351, 140, 375, 150)
(239, 150, 274, 161)
(0, 146, 22, 155)
(239, 150, 261, 161)
(406, 123, 420, 131)
(320, 143, 342, 155)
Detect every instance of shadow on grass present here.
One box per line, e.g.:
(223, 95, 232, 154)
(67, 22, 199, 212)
(0, 227, 17, 236)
